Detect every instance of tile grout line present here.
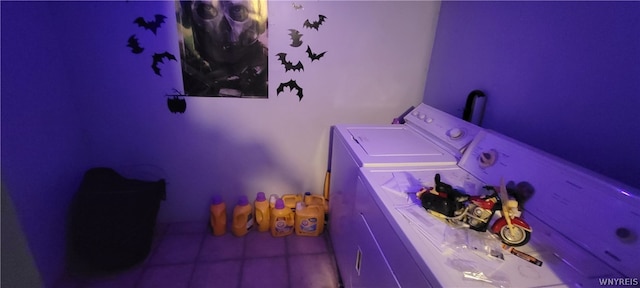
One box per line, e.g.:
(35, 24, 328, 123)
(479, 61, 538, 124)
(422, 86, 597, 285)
(285, 233, 292, 288)
(133, 223, 171, 288)
(185, 227, 208, 288)
(237, 229, 249, 288)
(192, 251, 330, 265)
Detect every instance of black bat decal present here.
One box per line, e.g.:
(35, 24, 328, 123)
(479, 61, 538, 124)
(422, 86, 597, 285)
(151, 52, 177, 76)
(126, 35, 144, 54)
(306, 45, 326, 62)
(277, 79, 304, 101)
(134, 14, 167, 35)
(303, 15, 327, 30)
(288, 29, 303, 47)
(276, 53, 304, 72)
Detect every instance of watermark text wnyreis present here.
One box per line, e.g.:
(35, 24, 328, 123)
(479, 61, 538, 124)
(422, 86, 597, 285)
(598, 278, 639, 286)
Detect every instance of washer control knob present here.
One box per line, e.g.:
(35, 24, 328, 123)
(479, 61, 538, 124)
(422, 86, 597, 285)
(479, 149, 498, 168)
(616, 227, 637, 243)
(449, 128, 463, 139)
(425, 117, 433, 123)
(417, 113, 426, 120)
(411, 110, 420, 117)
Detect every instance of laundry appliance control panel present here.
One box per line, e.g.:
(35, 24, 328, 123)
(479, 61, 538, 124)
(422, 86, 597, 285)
(404, 104, 482, 156)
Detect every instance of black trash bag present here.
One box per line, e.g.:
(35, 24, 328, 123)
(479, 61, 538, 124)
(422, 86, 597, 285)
(70, 167, 166, 271)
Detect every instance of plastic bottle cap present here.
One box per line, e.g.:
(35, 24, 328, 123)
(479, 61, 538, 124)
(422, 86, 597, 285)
(238, 195, 249, 206)
(212, 195, 223, 205)
(256, 192, 266, 201)
(275, 198, 285, 209)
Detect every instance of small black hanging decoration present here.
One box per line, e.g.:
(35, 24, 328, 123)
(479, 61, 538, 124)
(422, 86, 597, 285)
(166, 89, 187, 114)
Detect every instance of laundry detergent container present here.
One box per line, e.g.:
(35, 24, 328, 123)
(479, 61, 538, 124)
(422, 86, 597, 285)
(70, 167, 166, 271)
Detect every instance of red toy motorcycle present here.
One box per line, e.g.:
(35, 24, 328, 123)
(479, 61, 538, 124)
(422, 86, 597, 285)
(418, 174, 532, 247)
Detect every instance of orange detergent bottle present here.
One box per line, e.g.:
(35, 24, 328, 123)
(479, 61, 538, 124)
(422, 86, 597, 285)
(295, 202, 324, 236)
(232, 195, 254, 237)
(270, 198, 294, 237)
(210, 195, 226, 236)
(254, 192, 270, 232)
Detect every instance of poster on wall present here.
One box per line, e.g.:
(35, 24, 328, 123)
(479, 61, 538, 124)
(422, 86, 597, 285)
(175, 0, 268, 98)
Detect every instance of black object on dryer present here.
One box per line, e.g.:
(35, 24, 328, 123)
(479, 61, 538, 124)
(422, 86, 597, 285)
(463, 90, 487, 126)
(420, 174, 468, 217)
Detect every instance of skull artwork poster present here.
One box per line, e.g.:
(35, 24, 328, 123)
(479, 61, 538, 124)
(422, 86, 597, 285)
(176, 0, 268, 97)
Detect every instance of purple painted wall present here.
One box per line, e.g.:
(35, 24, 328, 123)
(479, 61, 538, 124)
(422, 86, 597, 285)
(1, 2, 90, 285)
(424, 1, 640, 190)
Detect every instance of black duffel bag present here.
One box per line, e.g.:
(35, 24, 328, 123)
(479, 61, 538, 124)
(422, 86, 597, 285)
(70, 167, 166, 271)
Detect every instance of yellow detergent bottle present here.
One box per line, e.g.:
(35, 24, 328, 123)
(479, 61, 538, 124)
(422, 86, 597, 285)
(304, 192, 328, 232)
(254, 192, 270, 232)
(295, 202, 324, 236)
(232, 195, 254, 237)
(210, 195, 226, 236)
(304, 192, 328, 212)
(270, 198, 294, 237)
(282, 193, 302, 212)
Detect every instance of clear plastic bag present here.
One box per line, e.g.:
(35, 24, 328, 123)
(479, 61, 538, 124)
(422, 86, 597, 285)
(446, 258, 511, 288)
(442, 224, 505, 260)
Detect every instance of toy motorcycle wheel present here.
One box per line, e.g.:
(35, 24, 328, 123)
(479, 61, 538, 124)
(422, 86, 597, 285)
(499, 225, 531, 247)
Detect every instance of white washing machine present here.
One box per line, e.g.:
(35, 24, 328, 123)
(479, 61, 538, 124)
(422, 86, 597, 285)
(329, 104, 483, 286)
(353, 130, 640, 287)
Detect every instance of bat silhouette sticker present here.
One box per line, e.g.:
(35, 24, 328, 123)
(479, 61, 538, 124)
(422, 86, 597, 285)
(151, 52, 177, 76)
(306, 45, 326, 62)
(303, 15, 327, 30)
(288, 29, 303, 47)
(277, 80, 304, 101)
(276, 53, 304, 72)
(134, 14, 167, 35)
(126, 35, 144, 54)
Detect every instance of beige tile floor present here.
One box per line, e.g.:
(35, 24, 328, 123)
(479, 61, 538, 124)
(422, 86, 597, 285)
(57, 221, 340, 288)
